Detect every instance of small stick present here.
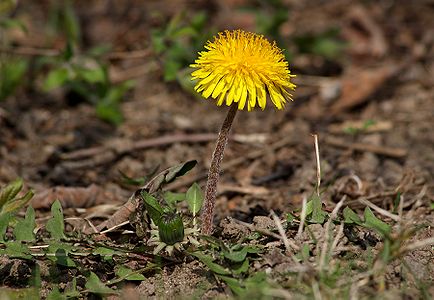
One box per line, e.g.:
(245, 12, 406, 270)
(400, 237, 434, 253)
(312, 134, 321, 197)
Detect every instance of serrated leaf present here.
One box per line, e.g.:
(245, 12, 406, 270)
(191, 252, 231, 275)
(115, 266, 146, 281)
(46, 200, 66, 240)
(343, 206, 363, 225)
(186, 183, 203, 216)
(0, 178, 23, 209)
(363, 207, 391, 236)
(13, 206, 35, 242)
(0, 241, 32, 259)
(0, 212, 11, 242)
(140, 191, 163, 225)
(85, 272, 116, 295)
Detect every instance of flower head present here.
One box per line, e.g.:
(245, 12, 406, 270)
(191, 30, 296, 111)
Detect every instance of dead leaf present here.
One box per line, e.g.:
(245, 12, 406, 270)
(31, 184, 122, 209)
(330, 65, 398, 114)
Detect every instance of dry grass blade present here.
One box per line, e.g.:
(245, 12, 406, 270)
(270, 210, 300, 252)
(358, 198, 400, 221)
(319, 196, 346, 272)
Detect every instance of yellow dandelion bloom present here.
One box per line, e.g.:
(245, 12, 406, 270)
(191, 30, 296, 111)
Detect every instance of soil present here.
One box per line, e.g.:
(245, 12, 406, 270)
(0, 0, 433, 299)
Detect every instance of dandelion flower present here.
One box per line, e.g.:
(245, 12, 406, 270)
(191, 29, 296, 111)
(191, 30, 296, 235)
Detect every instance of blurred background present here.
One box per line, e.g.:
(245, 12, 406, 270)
(0, 0, 432, 215)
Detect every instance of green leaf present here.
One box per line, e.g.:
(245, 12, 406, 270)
(300, 243, 310, 262)
(164, 160, 197, 183)
(46, 200, 66, 240)
(77, 66, 106, 83)
(363, 207, 391, 236)
(191, 252, 231, 275)
(13, 206, 36, 242)
(140, 191, 163, 225)
(64, 277, 80, 298)
(93, 246, 119, 261)
(0, 241, 32, 259)
(217, 275, 244, 295)
(46, 242, 76, 267)
(43, 68, 69, 91)
(310, 193, 326, 224)
(186, 183, 203, 216)
(115, 266, 146, 281)
(224, 247, 248, 263)
(2, 190, 34, 214)
(286, 212, 294, 224)
(343, 206, 363, 225)
(0, 212, 11, 242)
(146, 160, 197, 192)
(0, 59, 28, 101)
(0, 178, 23, 209)
(163, 191, 186, 205)
(46, 286, 65, 300)
(232, 258, 249, 275)
(85, 272, 116, 295)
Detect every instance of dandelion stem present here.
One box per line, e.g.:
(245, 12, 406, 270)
(201, 105, 238, 234)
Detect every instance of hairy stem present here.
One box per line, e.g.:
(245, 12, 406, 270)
(201, 105, 238, 235)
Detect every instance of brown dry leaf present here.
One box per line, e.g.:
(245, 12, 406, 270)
(330, 65, 398, 114)
(31, 184, 122, 209)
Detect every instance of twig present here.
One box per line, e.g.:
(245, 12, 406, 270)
(100, 220, 130, 234)
(0, 46, 59, 56)
(231, 218, 283, 241)
(400, 237, 434, 253)
(270, 210, 300, 252)
(358, 198, 400, 222)
(105, 49, 153, 60)
(325, 136, 407, 158)
(312, 134, 321, 197)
